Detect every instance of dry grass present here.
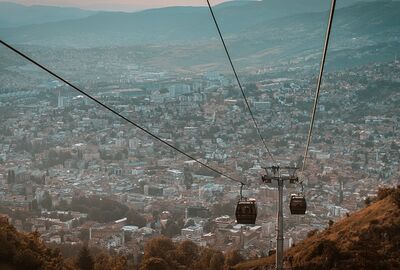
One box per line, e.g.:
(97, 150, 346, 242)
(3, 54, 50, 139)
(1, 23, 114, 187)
(234, 186, 400, 270)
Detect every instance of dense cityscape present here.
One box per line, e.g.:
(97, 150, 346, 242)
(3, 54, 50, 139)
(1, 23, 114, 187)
(1, 0, 400, 269)
(1, 45, 399, 266)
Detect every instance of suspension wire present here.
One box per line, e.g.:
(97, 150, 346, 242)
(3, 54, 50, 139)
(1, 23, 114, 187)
(206, 0, 276, 164)
(301, 0, 336, 173)
(0, 39, 244, 185)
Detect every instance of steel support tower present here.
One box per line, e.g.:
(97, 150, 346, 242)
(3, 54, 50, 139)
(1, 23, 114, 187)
(262, 166, 298, 270)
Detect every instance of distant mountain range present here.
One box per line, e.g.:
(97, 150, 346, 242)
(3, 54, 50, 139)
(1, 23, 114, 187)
(0, 0, 371, 29)
(0, 0, 399, 71)
(1, 0, 396, 47)
(0, 2, 95, 27)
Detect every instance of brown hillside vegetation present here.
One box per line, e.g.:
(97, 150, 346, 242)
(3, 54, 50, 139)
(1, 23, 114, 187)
(235, 186, 400, 270)
(140, 236, 243, 270)
(0, 217, 127, 270)
(0, 216, 241, 270)
(0, 217, 66, 270)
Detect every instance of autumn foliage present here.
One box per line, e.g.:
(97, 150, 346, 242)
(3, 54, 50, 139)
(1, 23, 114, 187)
(0, 216, 243, 270)
(0, 218, 65, 270)
(0, 218, 127, 270)
(140, 236, 243, 270)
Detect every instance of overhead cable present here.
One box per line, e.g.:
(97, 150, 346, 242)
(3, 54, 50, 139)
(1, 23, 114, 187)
(206, 0, 276, 164)
(301, 0, 336, 172)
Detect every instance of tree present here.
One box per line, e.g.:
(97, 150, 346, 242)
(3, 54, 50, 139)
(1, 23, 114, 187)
(203, 220, 216, 233)
(0, 215, 64, 270)
(111, 256, 128, 270)
(377, 186, 394, 201)
(307, 229, 319, 238)
(382, 154, 389, 164)
(224, 249, 243, 268)
(176, 240, 199, 267)
(31, 199, 38, 211)
(126, 209, 147, 228)
(93, 253, 126, 270)
(328, 220, 334, 227)
(93, 253, 111, 270)
(41, 191, 53, 210)
(140, 257, 170, 270)
(162, 220, 181, 238)
(212, 201, 235, 217)
(142, 236, 175, 263)
(76, 245, 94, 270)
(7, 170, 15, 184)
(209, 251, 225, 270)
(351, 163, 360, 171)
(364, 197, 372, 207)
(66, 196, 129, 223)
(79, 228, 90, 242)
(58, 199, 69, 210)
(184, 167, 193, 190)
(152, 210, 160, 220)
(390, 141, 399, 150)
(13, 249, 42, 270)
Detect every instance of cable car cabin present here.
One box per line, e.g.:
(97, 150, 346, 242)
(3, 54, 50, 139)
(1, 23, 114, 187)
(235, 199, 257, 224)
(289, 195, 307, 215)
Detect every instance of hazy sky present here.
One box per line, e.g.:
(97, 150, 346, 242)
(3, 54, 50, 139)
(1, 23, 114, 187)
(1, 0, 230, 11)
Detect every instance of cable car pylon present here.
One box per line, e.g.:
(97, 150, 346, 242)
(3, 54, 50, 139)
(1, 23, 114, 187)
(262, 166, 300, 270)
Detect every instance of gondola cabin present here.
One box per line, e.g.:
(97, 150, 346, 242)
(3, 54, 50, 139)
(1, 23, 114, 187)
(289, 194, 307, 215)
(235, 198, 257, 224)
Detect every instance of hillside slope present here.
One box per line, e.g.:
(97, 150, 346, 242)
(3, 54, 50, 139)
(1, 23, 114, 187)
(235, 186, 400, 270)
(1, 1, 399, 71)
(1, 1, 399, 48)
(0, 217, 65, 270)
